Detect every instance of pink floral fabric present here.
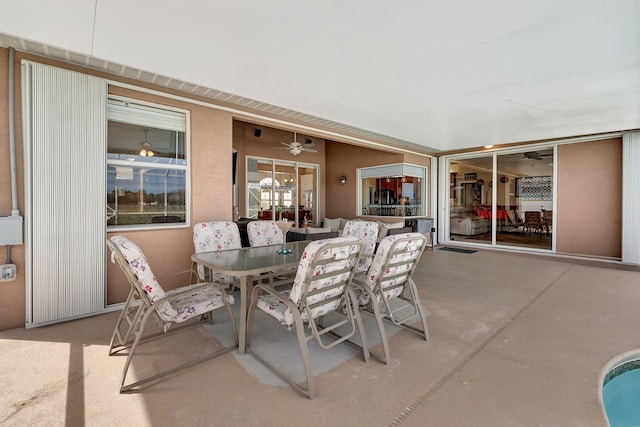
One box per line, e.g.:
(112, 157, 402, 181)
(248, 220, 283, 247)
(341, 220, 380, 273)
(353, 232, 426, 305)
(110, 235, 232, 324)
(193, 221, 242, 285)
(255, 236, 360, 326)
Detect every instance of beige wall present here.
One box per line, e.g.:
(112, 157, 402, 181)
(325, 142, 406, 219)
(232, 121, 327, 221)
(556, 138, 622, 258)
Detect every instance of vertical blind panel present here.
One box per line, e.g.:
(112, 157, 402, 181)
(27, 62, 107, 325)
(622, 131, 640, 264)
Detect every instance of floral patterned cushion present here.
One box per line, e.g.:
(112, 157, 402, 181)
(354, 232, 426, 306)
(247, 220, 283, 247)
(193, 221, 242, 284)
(341, 220, 380, 273)
(256, 237, 360, 326)
(110, 236, 232, 324)
(110, 235, 178, 321)
(165, 282, 232, 323)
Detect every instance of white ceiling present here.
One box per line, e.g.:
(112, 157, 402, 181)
(1, 0, 639, 152)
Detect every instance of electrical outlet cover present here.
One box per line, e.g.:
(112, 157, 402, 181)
(0, 264, 17, 282)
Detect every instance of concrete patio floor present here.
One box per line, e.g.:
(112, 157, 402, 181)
(2, 247, 640, 426)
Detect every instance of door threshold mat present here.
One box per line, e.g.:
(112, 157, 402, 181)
(438, 247, 477, 254)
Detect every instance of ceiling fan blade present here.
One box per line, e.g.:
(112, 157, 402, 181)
(301, 147, 318, 153)
(280, 141, 292, 147)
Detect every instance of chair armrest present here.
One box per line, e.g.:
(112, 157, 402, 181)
(157, 281, 229, 304)
(251, 283, 298, 313)
(158, 268, 200, 285)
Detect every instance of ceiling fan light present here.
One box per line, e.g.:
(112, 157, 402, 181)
(139, 129, 155, 157)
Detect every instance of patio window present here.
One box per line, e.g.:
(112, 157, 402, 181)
(106, 98, 189, 228)
(359, 164, 426, 217)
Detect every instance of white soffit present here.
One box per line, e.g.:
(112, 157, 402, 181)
(0, 0, 638, 152)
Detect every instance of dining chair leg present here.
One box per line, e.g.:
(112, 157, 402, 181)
(369, 300, 392, 365)
(408, 282, 430, 341)
(293, 314, 317, 399)
(119, 307, 153, 393)
(347, 289, 371, 363)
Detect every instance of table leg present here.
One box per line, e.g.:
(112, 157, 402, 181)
(238, 275, 255, 354)
(238, 275, 248, 354)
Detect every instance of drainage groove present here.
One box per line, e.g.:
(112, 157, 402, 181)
(386, 265, 573, 426)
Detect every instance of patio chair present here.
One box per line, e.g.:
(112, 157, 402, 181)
(247, 220, 295, 286)
(522, 211, 543, 237)
(341, 220, 380, 274)
(193, 221, 242, 291)
(247, 220, 283, 247)
(351, 232, 429, 364)
(107, 235, 237, 393)
(246, 237, 370, 399)
(541, 209, 553, 235)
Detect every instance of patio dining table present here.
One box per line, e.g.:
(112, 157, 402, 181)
(191, 240, 309, 354)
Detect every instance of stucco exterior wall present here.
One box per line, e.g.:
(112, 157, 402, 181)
(232, 121, 327, 221)
(325, 142, 407, 219)
(556, 138, 622, 258)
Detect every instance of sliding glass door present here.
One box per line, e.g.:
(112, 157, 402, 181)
(447, 148, 554, 251)
(496, 150, 554, 250)
(449, 155, 493, 245)
(246, 157, 318, 227)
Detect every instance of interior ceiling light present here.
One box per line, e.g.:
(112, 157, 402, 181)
(139, 129, 154, 157)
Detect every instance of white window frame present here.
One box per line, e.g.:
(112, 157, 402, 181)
(106, 95, 190, 230)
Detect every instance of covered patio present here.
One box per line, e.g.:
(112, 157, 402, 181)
(2, 247, 638, 426)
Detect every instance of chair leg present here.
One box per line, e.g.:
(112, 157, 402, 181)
(293, 315, 317, 399)
(119, 307, 153, 392)
(369, 300, 392, 364)
(247, 287, 317, 399)
(118, 298, 237, 393)
(109, 289, 143, 355)
(348, 289, 370, 363)
(407, 281, 430, 341)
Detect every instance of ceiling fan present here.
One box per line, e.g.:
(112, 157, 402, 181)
(274, 132, 318, 156)
(522, 151, 552, 160)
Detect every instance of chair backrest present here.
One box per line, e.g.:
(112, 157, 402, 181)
(247, 220, 283, 247)
(193, 221, 242, 280)
(524, 211, 541, 224)
(542, 210, 553, 222)
(341, 220, 380, 273)
(286, 237, 361, 324)
(107, 235, 178, 322)
(363, 232, 426, 301)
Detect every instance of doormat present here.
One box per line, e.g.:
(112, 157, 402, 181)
(438, 247, 477, 254)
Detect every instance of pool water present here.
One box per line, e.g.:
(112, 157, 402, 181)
(603, 360, 640, 427)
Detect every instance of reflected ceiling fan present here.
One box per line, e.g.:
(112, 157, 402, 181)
(522, 151, 552, 160)
(274, 132, 318, 155)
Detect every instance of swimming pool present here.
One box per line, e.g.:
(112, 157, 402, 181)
(602, 358, 640, 427)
